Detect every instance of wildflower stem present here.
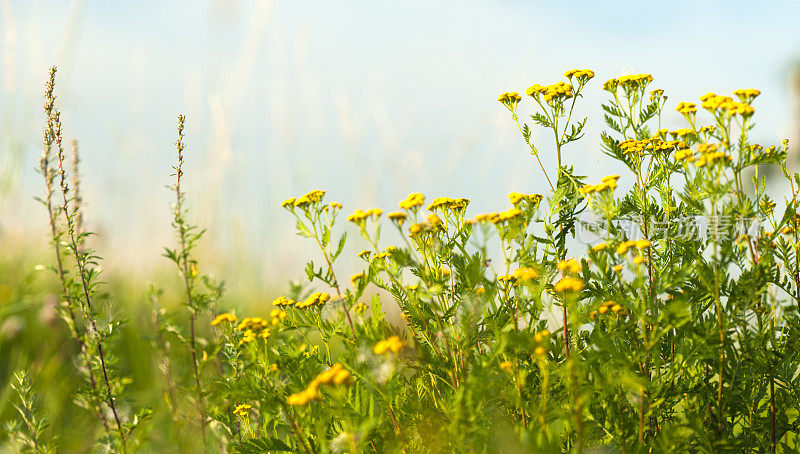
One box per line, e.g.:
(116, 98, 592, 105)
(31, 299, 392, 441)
(54, 111, 125, 450)
(310, 221, 358, 340)
(280, 402, 313, 454)
(173, 115, 209, 450)
(512, 108, 554, 191)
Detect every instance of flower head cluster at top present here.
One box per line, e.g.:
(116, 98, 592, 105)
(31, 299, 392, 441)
(591, 238, 652, 269)
(373, 335, 406, 355)
(580, 175, 620, 195)
(532, 329, 552, 356)
(210, 313, 273, 344)
(281, 190, 326, 209)
(287, 363, 353, 406)
(526, 81, 573, 103)
(233, 404, 251, 418)
(475, 209, 523, 225)
(471, 192, 540, 227)
(497, 92, 522, 107)
(427, 197, 470, 212)
(237, 316, 272, 343)
(498, 69, 593, 112)
(507, 192, 543, 206)
(347, 208, 382, 223)
(563, 68, 595, 82)
(699, 92, 755, 116)
(675, 89, 760, 118)
(602, 74, 653, 92)
(497, 267, 540, 287)
(272, 292, 331, 309)
(211, 313, 237, 326)
(398, 192, 426, 210)
(347, 208, 383, 230)
(553, 258, 584, 294)
(618, 135, 687, 157)
(590, 300, 627, 320)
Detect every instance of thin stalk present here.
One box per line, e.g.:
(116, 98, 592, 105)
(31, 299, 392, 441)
(173, 115, 209, 450)
(310, 218, 357, 340)
(53, 112, 125, 450)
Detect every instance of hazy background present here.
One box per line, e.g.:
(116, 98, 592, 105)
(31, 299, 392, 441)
(2, 0, 800, 290)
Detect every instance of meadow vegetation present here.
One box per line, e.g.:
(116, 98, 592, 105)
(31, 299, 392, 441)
(2, 66, 800, 452)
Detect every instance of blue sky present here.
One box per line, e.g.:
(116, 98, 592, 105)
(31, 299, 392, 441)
(1, 0, 799, 273)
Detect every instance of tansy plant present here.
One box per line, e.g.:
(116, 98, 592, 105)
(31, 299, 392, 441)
(17, 67, 800, 453)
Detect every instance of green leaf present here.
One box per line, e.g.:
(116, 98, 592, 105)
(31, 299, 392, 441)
(333, 232, 347, 260)
(234, 437, 292, 453)
(295, 219, 314, 238)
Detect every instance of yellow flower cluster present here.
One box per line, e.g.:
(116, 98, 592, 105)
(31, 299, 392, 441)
(619, 138, 683, 156)
(674, 148, 695, 162)
(554, 276, 583, 293)
(618, 139, 648, 155)
(287, 363, 353, 406)
(603, 74, 653, 91)
(347, 208, 383, 223)
(533, 329, 551, 356)
(675, 102, 697, 115)
(233, 404, 251, 418)
(733, 88, 761, 102)
(557, 258, 582, 274)
(515, 267, 539, 281)
(499, 360, 513, 372)
(591, 243, 608, 252)
(237, 317, 269, 331)
(427, 197, 470, 212)
(498, 266, 541, 287)
(671, 128, 694, 138)
(357, 250, 371, 260)
(237, 317, 271, 344)
(508, 192, 543, 205)
(590, 300, 627, 320)
(387, 211, 407, 224)
(580, 175, 620, 195)
(695, 152, 731, 168)
(616, 239, 652, 255)
(399, 192, 425, 210)
(408, 222, 436, 237)
(350, 272, 365, 286)
(564, 69, 595, 81)
(284, 190, 326, 208)
(296, 292, 331, 308)
(211, 313, 237, 326)
(694, 143, 731, 168)
(498, 274, 517, 285)
(269, 308, 288, 326)
(497, 92, 522, 104)
(474, 208, 524, 224)
(649, 89, 664, 101)
(373, 335, 406, 355)
(699, 92, 755, 116)
(526, 81, 574, 103)
(370, 246, 395, 261)
(353, 302, 368, 315)
(273, 296, 295, 307)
